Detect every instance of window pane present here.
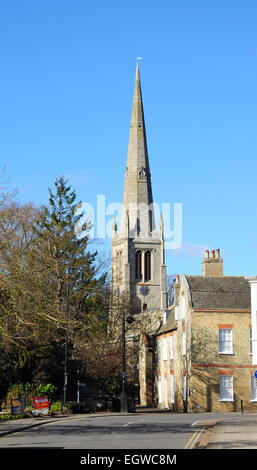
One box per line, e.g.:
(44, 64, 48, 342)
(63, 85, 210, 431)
(220, 375, 233, 401)
(251, 376, 257, 401)
(183, 376, 187, 401)
(219, 329, 232, 353)
(158, 376, 162, 403)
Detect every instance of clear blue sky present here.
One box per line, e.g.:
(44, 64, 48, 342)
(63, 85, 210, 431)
(0, 0, 257, 278)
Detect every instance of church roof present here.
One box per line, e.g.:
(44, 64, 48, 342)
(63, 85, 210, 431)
(155, 308, 177, 336)
(184, 275, 251, 310)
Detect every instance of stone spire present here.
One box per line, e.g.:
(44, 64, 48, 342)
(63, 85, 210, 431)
(121, 63, 155, 236)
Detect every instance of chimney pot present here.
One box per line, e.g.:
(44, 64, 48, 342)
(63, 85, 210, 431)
(215, 249, 220, 258)
(175, 274, 180, 284)
(205, 250, 209, 259)
(211, 250, 215, 258)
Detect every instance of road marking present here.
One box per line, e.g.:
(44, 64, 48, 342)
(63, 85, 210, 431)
(123, 422, 135, 427)
(184, 428, 205, 449)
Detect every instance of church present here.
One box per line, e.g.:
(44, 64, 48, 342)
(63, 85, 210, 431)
(110, 63, 167, 406)
(111, 63, 167, 314)
(110, 64, 255, 411)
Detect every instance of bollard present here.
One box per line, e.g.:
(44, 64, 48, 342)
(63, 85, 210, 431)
(241, 400, 244, 414)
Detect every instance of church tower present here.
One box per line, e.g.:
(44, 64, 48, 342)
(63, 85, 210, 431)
(111, 63, 167, 314)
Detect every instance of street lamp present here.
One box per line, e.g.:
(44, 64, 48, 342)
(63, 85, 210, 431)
(63, 265, 71, 404)
(120, 306, 128, 412)
(116, 287, 135, 413)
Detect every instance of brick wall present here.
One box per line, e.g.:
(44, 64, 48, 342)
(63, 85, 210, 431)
(189, 310, 256, 412)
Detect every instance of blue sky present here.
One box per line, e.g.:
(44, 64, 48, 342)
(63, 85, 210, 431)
(0, 0, 257, 277)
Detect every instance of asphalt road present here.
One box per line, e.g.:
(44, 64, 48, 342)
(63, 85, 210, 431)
(0, 412, 227, 449)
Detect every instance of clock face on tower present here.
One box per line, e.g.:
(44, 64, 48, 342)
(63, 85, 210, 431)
(140, 286, 149, 296)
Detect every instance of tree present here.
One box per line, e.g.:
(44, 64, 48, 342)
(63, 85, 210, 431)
(0, 175, 108, 397)
(32, 176, 107, 334)
(30, 176, 108, 394)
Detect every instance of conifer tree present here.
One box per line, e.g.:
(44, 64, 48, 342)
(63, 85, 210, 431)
(32, 176, 108, 337)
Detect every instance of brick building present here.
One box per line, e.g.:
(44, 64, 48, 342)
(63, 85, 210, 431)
(155, 250, 257, 412)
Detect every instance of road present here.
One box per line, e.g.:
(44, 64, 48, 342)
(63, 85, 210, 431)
(0, 412, 227, 449)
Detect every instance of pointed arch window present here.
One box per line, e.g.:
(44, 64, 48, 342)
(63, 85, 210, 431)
(144, 250, 151, 281)
(135, 250, 142, 280)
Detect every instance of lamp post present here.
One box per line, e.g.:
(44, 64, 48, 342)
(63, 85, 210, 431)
(116, 287, 135, 413)
(63, 265, 70, 405)
(120, 306, 128, 412)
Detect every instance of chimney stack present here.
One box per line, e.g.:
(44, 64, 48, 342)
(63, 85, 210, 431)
(202, 248, 223, 277)
(174, 274, 180, 306)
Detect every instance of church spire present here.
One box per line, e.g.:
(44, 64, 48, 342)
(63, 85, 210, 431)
(121, 63, 154, 236)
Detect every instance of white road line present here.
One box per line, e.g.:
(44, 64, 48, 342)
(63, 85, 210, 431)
(123, 422, 135, 427)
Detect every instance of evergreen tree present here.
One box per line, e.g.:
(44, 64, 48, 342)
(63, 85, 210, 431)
(32, 176, 108, 337)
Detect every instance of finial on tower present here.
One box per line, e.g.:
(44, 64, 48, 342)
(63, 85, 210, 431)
(136, 57, 142, 72)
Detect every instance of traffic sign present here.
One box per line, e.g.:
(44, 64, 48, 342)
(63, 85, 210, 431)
(254, 371, 257, 379)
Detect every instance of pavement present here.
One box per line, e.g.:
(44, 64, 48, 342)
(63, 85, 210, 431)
(203, 415, 257, 449)
(192, 413, 257, 449)
(1, 409, 257, 449)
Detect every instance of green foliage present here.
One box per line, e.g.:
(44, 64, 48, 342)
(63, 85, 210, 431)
(36, 383, 56, 399)
(7, 382, 35, 399)
(0, 413, 29, 421)
(0, 176, 110, 399)
(101, 374, 122, 397)
(65, 401, 87, 414)
(50, 401, 62, 413)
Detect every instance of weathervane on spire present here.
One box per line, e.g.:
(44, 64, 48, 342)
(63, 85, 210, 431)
(136, 57, 142, 64)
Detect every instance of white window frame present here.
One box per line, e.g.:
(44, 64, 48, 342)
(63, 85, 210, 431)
(183, 376, 187, 401)
(163, 337, 168, 361)
(158, 376, 162, 404)
(219, 375, 234, 402)
(170, 374, 175, 404)
(169, 336, 174, 360)
(164, 376, 168, 408)
(219, 328, 233, 354)
(250, 329, 253, 355)
(251, 375, 257, 402)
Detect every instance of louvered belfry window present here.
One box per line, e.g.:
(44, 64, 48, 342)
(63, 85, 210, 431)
(135, 250, 142, 280)
(144, 250, 151, 281)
